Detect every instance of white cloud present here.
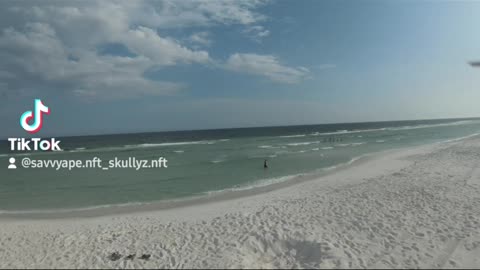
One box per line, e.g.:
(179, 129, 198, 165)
(189, 31, 212, 47)
(136, 0, 269, 28)
(225, 53, 310, 83)
(243, 25, 270, 42)
(0, 0, 307, 99)
(123, 26, 210, 65)
(0, 1, 221, 99)
(0, 22, 184, 98)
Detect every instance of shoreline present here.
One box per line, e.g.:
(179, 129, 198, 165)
(0, 135, 470, 221)
(1, 135, 479, 268)
(0, 142, 441, 220)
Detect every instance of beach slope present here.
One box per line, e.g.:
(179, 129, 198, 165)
(1, 137, 479, 269)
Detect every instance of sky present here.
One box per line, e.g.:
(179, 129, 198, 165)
(0, 0, 479, 138)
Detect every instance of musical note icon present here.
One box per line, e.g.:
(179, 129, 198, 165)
(20, 99, 50, 134)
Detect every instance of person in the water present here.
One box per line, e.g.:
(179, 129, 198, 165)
(264, 159, 268, 169)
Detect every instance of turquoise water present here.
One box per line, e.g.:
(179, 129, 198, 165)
(1, 118, 480, 212)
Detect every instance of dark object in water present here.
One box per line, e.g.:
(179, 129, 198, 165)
(264, 159, 268, 169)
(125, 254, 135, 260)
(109, 252, 122, 261)
(470, 61, 480, 67)
(140, 254, 151, 260)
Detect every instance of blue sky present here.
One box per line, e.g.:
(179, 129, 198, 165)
(0, 0, 479, 137)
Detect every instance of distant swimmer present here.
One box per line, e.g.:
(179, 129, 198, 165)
(469, 61, 480, 67)
(264, 159, 268, 169)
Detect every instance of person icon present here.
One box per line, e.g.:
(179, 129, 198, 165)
(264, 159, 268, 169)
(8, 157, 16, 169)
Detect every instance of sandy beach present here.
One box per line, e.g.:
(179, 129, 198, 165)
(1, 136, 479, 269)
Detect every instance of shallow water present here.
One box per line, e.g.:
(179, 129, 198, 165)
(1, 118, 480, 212)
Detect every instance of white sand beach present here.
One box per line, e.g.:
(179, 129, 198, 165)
(1, 136, 479, 269)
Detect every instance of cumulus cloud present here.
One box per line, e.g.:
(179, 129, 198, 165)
(243, 25, 270, 42)
(225, 53, 310, 83)
(0, 1, 222, 99)
(189, 31, 212, 47)
(123, 27, 210, 65)
(136, 0, 269, 28)
(0, 0, 307, 100)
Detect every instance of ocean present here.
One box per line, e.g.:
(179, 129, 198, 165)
(1, 118, 480, 213)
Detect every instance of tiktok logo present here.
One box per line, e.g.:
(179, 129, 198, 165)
(8, 99, 61, 153)
(20, 99, 50, 134)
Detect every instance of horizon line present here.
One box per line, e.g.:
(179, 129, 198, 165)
(1, 116, 479, 140)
